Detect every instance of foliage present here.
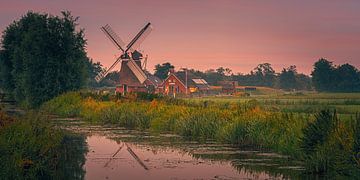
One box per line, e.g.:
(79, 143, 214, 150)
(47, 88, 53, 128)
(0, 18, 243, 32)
(154, 62, 174, 79)
(0, 11, 89, 107)
(41, 91, 82, 117)
(0, 108, 15, 128)
(86, 58, 104, 87)
(300, 110, 336, 154)
(43, 91, 360, 177)
(279, 65, 297, 90)
(0, 111, 87, 179)
(311, 58, 334, 92)
(300, 110, 360, 177)
(311, 58, 360, 92)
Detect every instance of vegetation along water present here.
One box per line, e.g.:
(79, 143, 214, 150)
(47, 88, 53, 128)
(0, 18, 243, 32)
(41, 91, 360, 178)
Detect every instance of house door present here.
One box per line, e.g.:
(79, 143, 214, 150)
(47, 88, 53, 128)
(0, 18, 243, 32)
(169, 85, 174, 95)
(123, 84, 128, 93)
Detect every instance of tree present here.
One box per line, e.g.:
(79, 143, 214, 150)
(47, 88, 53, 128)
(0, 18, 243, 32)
(0, 11, 89, 107)
(333, 63, 360, 92)
(311, 58, 334, 92)
(311, 58, 360, 92)
(154, 62, 174, 79)
(253, 63, 276, 87)
(296, 73, 312, 91)
(279, 65, 297, 90)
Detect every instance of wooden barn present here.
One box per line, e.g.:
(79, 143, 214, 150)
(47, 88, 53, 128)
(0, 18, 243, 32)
(161, 69, 210, 96)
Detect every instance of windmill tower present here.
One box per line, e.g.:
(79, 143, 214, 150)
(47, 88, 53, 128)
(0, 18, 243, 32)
(95, 23, 160, 93)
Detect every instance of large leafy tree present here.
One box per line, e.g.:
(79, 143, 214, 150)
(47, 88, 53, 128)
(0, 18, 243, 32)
(0, 11, 89, 107)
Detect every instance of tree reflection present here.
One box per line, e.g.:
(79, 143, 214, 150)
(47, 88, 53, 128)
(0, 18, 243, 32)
(53, 133, 88, 179)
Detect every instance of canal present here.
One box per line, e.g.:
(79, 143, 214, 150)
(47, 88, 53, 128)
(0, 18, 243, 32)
(54, 117, 306, 179)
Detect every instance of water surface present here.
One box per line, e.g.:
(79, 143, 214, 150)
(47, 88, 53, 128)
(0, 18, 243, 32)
(54, 117, 305, 179)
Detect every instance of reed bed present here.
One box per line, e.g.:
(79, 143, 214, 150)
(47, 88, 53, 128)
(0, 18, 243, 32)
(0, 110, 87, 179)
(42, 92, 360, 177)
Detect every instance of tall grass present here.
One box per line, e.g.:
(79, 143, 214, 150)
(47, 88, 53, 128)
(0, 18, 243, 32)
(0, 110, 87, 179)
(300, 110, 360, 177)
(43, 92, 360, 176)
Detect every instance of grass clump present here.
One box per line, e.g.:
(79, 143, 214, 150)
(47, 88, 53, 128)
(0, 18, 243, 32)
(41, 91, 82, 117)
(300, 110, 360, 177)
(0, 111, 87, 179)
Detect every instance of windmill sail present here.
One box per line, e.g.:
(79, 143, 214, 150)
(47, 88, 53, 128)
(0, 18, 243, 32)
(95, 56, 122, 82)
(126, 23, 153, 52)
(127, 59, 147, 84)
(101, 24, 127, 52)
(96, 22, 153, 86)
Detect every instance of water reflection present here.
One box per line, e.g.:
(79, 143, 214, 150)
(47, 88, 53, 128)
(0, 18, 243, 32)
(54, 134, 88, 179)
(84, 135, 274, 180)
(54, 118, 306, 179)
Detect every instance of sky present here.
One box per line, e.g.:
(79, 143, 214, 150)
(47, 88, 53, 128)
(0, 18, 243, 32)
(1, 0, 360, 75)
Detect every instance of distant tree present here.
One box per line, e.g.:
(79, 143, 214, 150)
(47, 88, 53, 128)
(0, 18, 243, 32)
(333, 63, 360, 92)
(104, 71, 120, 83)
(188, 68, 206, 79)
(312, 58, 360, 92)
(253, 63, 276, 87)
(216, 67, 225, 75)
(86, 59, 104, 87)
(311, 58, 335, 92)
(279, 65, 297, 90)
(0, 11, 89, 107)
(224, 68, 232, 76)
(296, 73, 312, 91)
(154, 62, 174, 79)
(203, 68, 229, 85)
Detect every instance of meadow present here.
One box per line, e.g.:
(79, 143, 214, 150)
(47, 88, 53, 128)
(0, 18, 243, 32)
(42, 91, 360, 177)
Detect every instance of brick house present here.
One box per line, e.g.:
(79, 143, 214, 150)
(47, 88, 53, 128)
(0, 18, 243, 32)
(161, 69, 210, 96)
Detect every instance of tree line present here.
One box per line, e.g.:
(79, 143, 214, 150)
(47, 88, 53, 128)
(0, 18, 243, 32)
(154, 59, 360, 92)
(312, 58, 360, 92)
(1, 11, 359, 108)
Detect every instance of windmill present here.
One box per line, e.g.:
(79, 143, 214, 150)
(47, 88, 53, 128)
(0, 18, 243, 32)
(95, 23, 153, 90)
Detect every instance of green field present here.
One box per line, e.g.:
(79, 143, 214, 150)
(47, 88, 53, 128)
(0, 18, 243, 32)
(185, 92, 360, 118)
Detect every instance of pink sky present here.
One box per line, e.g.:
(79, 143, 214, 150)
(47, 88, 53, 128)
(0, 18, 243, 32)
(1, 0, 360, 74)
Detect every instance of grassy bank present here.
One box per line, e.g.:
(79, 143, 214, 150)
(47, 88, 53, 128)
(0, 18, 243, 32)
(42, 91, 360, 177)
(0, 109, 87, 179)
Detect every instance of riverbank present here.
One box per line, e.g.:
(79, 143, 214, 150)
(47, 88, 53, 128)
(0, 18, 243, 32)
(42, 91, 360, 178)
(0, 105, 87, 179)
